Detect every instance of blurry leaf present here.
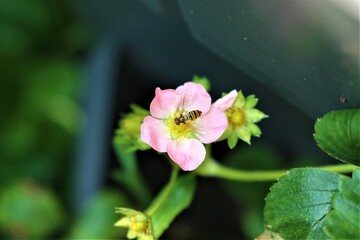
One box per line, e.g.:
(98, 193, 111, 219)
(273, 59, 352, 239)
(0, 59, 82, 184)
(264, 168, 341, 239)
(61, 22, 92, 54)
(0, 180, 65, 239)
(148, 175, 196, 238)
(324, 169, 360, 239)
(222, 144, 282, 206)
(0, 0, 88, 57)
(0, 23, 33, 57)
(112, 143, 151, 207)
(314, 109, 360, 166)
(0, 0, 51, 34)
(69, 190, 129, 239)
(241, 207, 265, 239)
(1, 119, 37, 161)
(222, 145, 282, 238)
(0, 0, 53, 58)
(25, 59, 81, 99)
(23, 59, 82, 133)
(291, 155, 324, 168)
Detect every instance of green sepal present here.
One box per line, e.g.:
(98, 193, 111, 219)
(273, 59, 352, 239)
(244, 95, 259, 109)
(244, 108, 268, 122)
(248, 123, 261, 137)
(236, 126, 251, 144)
(234, 90, 246, 107)
(227, 131, 239, 149)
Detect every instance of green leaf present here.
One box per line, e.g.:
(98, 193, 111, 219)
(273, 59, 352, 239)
(147, 175, 196, 238)
(314, 109, 360, 166)
(264, 168, 341, 239)
(324, 169, 360, 239)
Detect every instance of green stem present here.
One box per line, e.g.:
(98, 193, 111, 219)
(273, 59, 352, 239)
(318, 164, 358, 173)
(196, 158, 358, 182)
(145, 165, 180, 216)
(113, 141, 152, 207)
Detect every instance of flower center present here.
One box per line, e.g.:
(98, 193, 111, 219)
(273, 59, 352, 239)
(130, 221, 148, 233)
(164, 111, 196, 140)
(228, 108, 246, 126)
(128, 214, 151, 236)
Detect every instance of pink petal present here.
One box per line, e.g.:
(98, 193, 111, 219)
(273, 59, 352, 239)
(176, 82, 211, 113)
(167, 138, 206, 171)
(150, 88, 182, 119)
(140, 116, 171, 152)
(195, 107, 228, 143)
(213, 90, 238, 111)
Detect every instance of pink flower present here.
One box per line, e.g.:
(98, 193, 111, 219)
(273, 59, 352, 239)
(141, 82, 237, 171)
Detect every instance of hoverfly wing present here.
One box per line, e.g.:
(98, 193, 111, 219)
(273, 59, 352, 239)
(180, 90, 193, 111)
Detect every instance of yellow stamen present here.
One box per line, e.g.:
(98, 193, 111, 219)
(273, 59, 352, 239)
(130, 222, 148, 233)
(164, 112, 195, 139)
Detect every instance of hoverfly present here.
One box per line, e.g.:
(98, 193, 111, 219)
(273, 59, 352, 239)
(174, 110, 202, 125)
(174, 90, 207, 138)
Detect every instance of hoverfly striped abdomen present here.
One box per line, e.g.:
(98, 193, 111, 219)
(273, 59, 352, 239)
(187, 110, 202, 121)
(174, 110, 202, 125)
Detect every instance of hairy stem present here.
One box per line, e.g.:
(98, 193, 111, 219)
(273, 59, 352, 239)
(196, 158, 357, 182)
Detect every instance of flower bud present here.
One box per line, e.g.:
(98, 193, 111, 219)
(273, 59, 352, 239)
(114, 208, 153, 240)
(114, 104, 150, 152)
(192, 75, 211, 91)
(219, 90, 268, 149)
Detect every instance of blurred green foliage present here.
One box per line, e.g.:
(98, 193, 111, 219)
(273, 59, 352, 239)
(221, 144, 282, 238)
(0, 180, 65, 239)
(112, 144, 152, 208)
(0, 0, 88, 186)
(0, 0, 103, 239)
(69, 190, 130, 239)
